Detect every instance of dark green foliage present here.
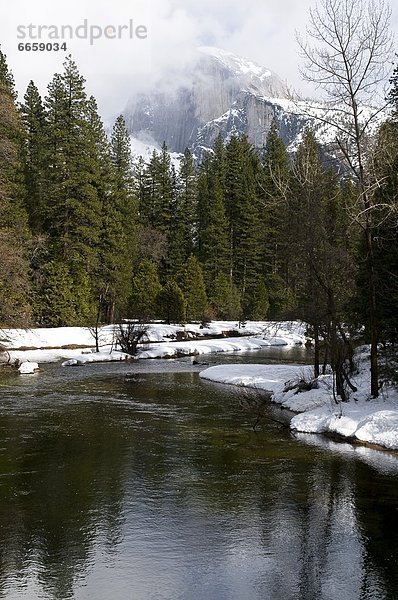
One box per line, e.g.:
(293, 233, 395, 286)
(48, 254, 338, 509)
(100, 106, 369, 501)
(101, 113, 137, 321)
(43, 58, 103, 282)
(0, 49, 29, 229)
(246, 279, 270, 321)
(260, 122, 292, 316)
(224, 136, 263, 311)
(0, 48, 32, 325)
(39, 261, 79, 326)
(111, 115, 137, 226)
(139, 143, 175, 234)
(44, 58, 103, 265)
(157, 280, 187, 324)
(0, 230, 32, 326)
(28, 85, 137, 325)
(355, 120, 398, 345)
(197, 152, 230, 285)
(289, 130, 356, 393)
(167, 149, 198, 275)
(20, 81, 47, 232)
(129, 259, 162, 321)
(373, 223, 398, 343)
(211, 272, 242, 320)
(180, 256, 208, 321)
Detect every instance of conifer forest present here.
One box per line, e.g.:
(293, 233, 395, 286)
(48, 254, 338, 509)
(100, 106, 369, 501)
(1, 51, 398, 397)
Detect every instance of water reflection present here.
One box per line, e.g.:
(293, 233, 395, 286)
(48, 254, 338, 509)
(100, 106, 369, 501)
(0, 358, 397, 599)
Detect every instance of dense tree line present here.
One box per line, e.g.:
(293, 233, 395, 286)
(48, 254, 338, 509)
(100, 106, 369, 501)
(1, 50, 398, 395)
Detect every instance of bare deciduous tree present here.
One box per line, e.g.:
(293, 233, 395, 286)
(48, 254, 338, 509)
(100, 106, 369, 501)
(297, 0, 394, 397)
(114, 322, 148, 356)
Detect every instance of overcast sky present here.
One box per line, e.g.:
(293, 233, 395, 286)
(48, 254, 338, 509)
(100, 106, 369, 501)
(1, 0, 397, 122)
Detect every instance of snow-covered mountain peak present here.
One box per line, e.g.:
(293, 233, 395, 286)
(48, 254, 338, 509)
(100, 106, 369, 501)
(124, 46, 354, 161)
(197, 46, 288, 99)
(198, 46, 272, 79)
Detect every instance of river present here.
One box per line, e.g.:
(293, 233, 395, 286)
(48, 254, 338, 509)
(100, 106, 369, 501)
(0, 347, 397, 599)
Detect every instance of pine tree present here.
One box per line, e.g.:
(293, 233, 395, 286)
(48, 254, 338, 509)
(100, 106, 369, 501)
(224, 135, 263, 313)
(167, 148, 198, 276)
(103, 113, 137, 321)
(359, 117, 398, 345)
(211, 272, 241, 320)
(39, 261, 76, 326)
(157, 279, 186, 324)
(139, 143, 175, 234)
(129, 259, 162, 321)
(180, 256, 208, 321)
(42, 56, 103, 324)
(110, 115, 136, 224)
(0, 48, 32, 325)
(290, 130, 355, 391)
(246, 279, 270, 320)
(20, 80, 47, 233)
(197, 152, 230, 289)
(260, 122, 292, 316)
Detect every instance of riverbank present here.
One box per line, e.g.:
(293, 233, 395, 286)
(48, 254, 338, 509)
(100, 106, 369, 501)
(200, 349, 398, 451)
(1, 321, 305, 365)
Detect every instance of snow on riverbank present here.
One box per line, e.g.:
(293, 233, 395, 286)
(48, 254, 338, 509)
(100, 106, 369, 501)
(1, 321, 305, 364)
(61, 351, 131, 367)
(200, 354, 398, 451)
(138, 336, 270, 359)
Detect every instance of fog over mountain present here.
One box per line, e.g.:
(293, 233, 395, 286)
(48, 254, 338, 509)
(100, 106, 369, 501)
(123, 46, 373, 163)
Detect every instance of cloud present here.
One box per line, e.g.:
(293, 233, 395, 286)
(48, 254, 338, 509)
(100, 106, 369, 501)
(0, 0, 396, 121)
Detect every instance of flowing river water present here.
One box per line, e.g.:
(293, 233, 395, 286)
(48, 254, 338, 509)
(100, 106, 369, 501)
(0, 347, 397, 600)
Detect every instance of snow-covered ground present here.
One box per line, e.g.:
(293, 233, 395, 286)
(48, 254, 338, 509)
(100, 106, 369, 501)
(1, 321, 305, 364)
(200, 349, 398, 451)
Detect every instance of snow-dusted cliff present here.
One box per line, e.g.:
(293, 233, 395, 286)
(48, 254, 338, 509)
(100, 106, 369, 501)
(124, 46, 381, 163)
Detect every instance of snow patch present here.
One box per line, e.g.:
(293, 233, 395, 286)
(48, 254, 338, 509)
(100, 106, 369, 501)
(18, 361, 39, 374)
(61, 351, 130, 367)
(130, 136, 183, 170)
(200, 358, 398, 451)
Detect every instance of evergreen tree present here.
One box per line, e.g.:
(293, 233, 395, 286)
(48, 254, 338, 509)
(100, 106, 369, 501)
(211, 272, 242, 320)
(42, 56, 103, 323)
(110, 115, 136, 223)
(38, 260, 95, 326)
(224, 135, 263, 312)
(137, 143, 176, 277)
(129, 259, 162, 321)
(0, 48, 32, 325)
(356, 118, 398, 345)
(290, 130, 356, 391)
(180, 256, 208, 321)
(103, 113, 137, 321)
(20, 80, 47, 233)
(167, 148, 198, 275)
(260, 122, 292, 317)
(39, 261, 76, 326)
(246, 279, 270, 320)
(157, 279, 187, 324)
(139, 143, 175, 234)
(197, 152, 230, 289)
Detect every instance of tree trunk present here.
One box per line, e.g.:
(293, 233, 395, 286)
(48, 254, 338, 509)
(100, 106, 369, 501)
(107, 299, 115, 325)
(314, 323, 320, 378)
(365, 225, 379, 397)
